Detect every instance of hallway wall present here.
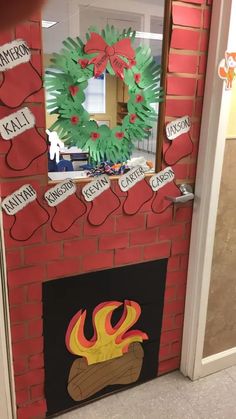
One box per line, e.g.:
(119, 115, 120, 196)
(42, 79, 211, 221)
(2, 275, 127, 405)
(203, 139, 236, 357)
(203, 5, 236, 358)
(227, 83, 236, 138)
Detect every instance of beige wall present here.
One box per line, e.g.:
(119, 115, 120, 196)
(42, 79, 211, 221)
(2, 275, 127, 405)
(43, 54, 52, 69)
(204, 139, 236, 357)
(227, 82, 236, 138)
(46, 113, 58, 130)
(43, 54, 58, 129)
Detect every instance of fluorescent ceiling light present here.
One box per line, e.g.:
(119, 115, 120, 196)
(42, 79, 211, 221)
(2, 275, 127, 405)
(135, 31, 163, 41)
(42, 20, 58, 29)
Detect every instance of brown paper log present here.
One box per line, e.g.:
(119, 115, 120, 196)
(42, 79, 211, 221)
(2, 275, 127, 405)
(67, 342, 144, 401)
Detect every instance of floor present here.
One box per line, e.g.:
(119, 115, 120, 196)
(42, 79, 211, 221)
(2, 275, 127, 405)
(58, 366, 236, 419)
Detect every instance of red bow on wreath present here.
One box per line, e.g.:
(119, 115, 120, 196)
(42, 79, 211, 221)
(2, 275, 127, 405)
(84, 32, 135, 79)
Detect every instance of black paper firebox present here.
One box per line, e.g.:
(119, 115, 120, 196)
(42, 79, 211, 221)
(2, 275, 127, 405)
(43, 259, 167, 416)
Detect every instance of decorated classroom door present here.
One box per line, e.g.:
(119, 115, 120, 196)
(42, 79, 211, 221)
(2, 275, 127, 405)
(0, 1, 213, 418)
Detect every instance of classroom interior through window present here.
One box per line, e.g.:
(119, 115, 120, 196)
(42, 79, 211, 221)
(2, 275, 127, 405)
(43, 0, 165, 181)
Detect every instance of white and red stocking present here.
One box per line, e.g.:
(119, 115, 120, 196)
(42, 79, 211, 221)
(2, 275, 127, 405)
(88, 188, 120, 226)
(152, 181, 181, 214)
(6, 127, 47, 171)
(10, 200, 49, 241)
(164, 132, 193, 166)
(51, 194, 87, 233)
(0, 62, 42, 108)
(123, 179, 153, 215)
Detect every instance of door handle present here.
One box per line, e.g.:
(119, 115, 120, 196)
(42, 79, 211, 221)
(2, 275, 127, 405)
(166, 184, 194, 204)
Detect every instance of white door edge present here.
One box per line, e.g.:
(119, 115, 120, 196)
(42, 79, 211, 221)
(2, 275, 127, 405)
(180, 0, 236, 380)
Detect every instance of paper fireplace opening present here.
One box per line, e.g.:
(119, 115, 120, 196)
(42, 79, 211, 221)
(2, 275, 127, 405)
(43, 259, 167, 416)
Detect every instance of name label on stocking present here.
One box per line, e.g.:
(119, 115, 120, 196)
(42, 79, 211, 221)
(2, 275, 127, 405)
(2, 184, 37, 216)
(82, 175, 111, 202)
(44, 179, 76, 207)
(149, 167, 175, 192)
(0, 107, 35, 140)
(166, 116, 191, 140)
(0, 39, 31, 71)
(118, 166, 145, 192)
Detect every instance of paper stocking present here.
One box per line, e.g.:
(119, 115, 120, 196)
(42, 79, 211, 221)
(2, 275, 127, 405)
(123, 179, 154, 215)
(51, 194, 87, 233)
(10, 200, 50, 241)
(164, 132, 193, 165)
(88, 189, 120, 226)
(152, 181, 181, 214)
(0, 62, 42, 108)
(6, 127, 47, 171)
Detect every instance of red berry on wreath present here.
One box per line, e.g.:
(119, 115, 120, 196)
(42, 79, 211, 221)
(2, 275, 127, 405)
(91, 132, 100, 140)
(134, 73, 141, 83)
(71, 116, 79, 125)
(130, 114, 137, 124)
(115, 132, 125, 140)
(135, 94, 144, 103)
(69, 86, 79, 96)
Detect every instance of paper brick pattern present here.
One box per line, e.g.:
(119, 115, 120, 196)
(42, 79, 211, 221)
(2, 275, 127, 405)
(0, 1, 212, 417)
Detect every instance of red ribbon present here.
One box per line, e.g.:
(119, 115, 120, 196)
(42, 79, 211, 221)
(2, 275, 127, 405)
(84, 32, 135, 79)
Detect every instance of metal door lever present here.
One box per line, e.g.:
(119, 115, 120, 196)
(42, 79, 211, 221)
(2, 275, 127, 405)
(166, 184, 194, 204)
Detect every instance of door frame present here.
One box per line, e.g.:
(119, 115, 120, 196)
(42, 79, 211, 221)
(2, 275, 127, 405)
(0, 211, 16, 419)
(180, 0, 236, 380)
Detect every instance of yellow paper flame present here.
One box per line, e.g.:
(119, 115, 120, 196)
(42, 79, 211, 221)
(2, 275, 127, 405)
(66, 300, 148, 365)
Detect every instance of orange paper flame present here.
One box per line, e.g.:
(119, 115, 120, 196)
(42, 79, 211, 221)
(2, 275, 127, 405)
(65, 300, 148, 365)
